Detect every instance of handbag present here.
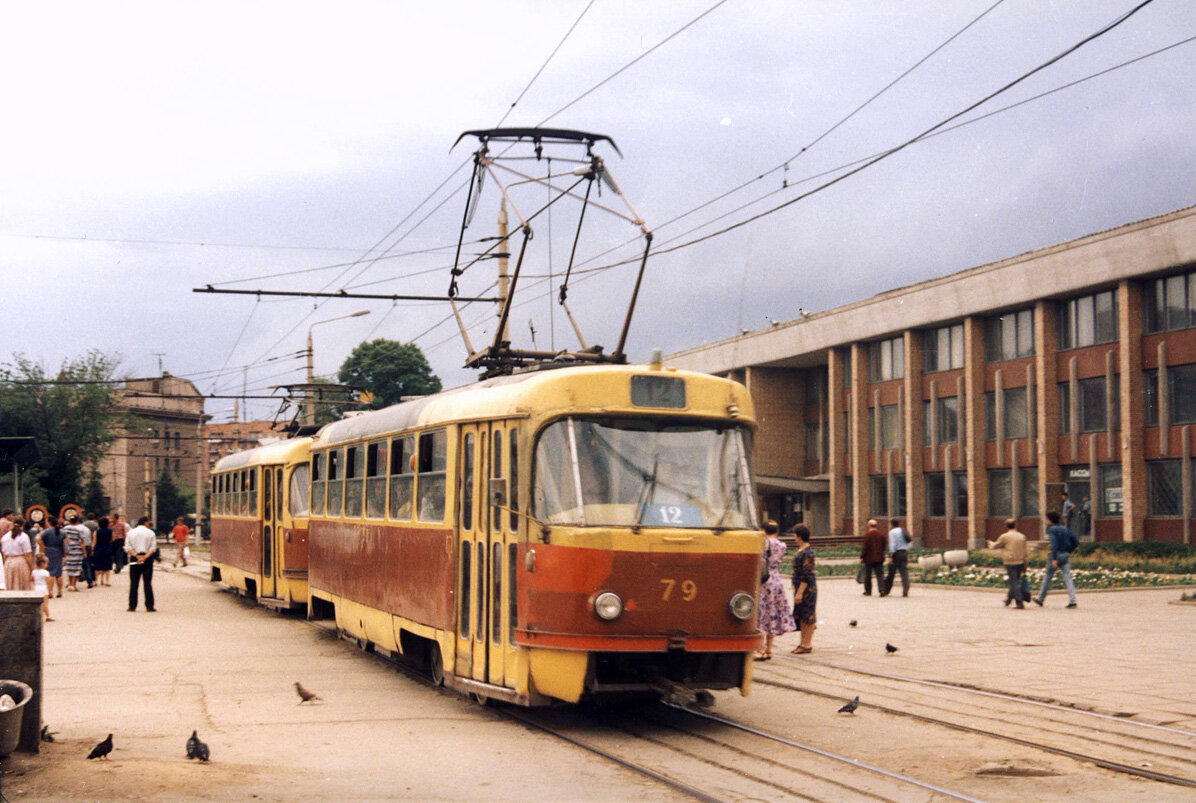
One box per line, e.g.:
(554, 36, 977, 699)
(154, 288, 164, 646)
(855, 564, 866, 584)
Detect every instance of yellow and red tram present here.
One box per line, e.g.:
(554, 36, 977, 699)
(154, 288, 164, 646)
(210, 362, 765, 705)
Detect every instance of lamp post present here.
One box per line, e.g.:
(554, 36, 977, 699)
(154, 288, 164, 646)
(305, 310, 371, 425)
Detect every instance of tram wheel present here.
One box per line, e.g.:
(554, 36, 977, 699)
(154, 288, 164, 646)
(428, 643, 445, 687)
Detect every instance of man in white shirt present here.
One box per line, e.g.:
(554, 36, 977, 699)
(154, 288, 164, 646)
(125, 516, 158, 612)
(882, 517, 911, 597)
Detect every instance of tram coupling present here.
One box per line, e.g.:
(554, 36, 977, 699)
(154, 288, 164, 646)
(652, 678, 716, 710)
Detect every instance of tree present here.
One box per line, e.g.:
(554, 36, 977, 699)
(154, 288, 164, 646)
(155, 469, 192, 531)
(0, 351, 123, 511)
(83, 467, 108, 515)
(338, 339, 441, 410)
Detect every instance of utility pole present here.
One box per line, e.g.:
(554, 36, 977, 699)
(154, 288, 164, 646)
(194, 418, 205, 540)
(305, 327, 315, 426)
(497, 199, 511, 345)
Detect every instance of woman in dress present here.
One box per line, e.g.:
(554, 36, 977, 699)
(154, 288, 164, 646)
(790, 524, 818, 654)
(755, 520, 795, 660)
(2, 516, 34, 591)
(35, 515, 66, 598)
(92, 516, 114, 587)
(62, 519, 87, 591)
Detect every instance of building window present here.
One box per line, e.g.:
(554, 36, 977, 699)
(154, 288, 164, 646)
(805, 422, 827, 460)
(986, 387, 1030, 439)
(924, 324, 964, 373)
(985, 309, 1034, 362)
(804, 369, 827, 402)
(1059, 291, 1117, 350)
(989, 469, 1012, 517)
(845, 476, 853, 512)
(868, 337, 904, 383)
(925, 472, 945, 517)
(1147, 459, 1182, 516)
(1020, 466, 1039, 517)
(1059, 377, 1118, 434)
(925, 396, 960, 445)
(870, 476, 888, 517)
(1145, 269, 1196, 333)
(1144, 365, 1196, 426)
(876, 404, 901, 449)
(1099, 463, 1122, 516)
(953, 471, 969, 518)
(843, 411, 851, 454)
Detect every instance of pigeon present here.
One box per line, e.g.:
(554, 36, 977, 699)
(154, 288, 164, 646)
(849, 620, 858, 627)
(87, 733, 113, 759)
(186, 730, 210, 762)
(40, 724, 57, 743)
(294, 681, 322, 704)
(837, 696, 859, 714)
(885, 643, 898, 654)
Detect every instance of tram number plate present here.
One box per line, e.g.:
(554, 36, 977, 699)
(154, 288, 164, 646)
(642, 503, 701, 526)
(660, 578, 698, 602)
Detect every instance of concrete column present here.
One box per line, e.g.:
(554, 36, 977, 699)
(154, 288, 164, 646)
(1035, 299, 1062, 523)
(1119, 280, 1146, 542)
(850, 343, 869, 529)
(963, 316, 988, 548)
(828, 348, 848, 533)
(903, 331, 925, 541)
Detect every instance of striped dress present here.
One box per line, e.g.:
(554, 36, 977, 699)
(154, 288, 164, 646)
(63, 525, 88, 577)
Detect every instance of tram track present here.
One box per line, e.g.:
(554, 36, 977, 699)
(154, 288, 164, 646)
(755, 655, 1196, 790)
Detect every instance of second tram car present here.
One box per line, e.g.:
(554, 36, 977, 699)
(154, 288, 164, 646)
(211, 362, 764, 705)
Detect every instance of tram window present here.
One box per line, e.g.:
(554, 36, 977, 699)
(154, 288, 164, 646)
(509, 432, 519, 531)
(461, 433, 474, 530)
(365, 440, 387, 519)
(248, 469, 257, 515)
(289, 463, 310, 517)
(508, 542, 517, 642)
(263, 468, 273, 521)
(344, 445, 364, 518)
(277, 468, 283, 521)
(491, 431, 502, 531)
(459, 543, 471, 640)
(234, 471, 243, 516)
(418, 430, 447, 522)
(388, 435, 414, 521)
(475, 541, 485, 641)
(311, 453, 326, 517)
(327, 448, 344, 517)
(492, 542, 502, 643)
(213, 475, 220, 514)
(218, 475, 225, 514)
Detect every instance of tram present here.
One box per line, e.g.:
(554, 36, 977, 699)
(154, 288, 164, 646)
(210, 361, 765, 705)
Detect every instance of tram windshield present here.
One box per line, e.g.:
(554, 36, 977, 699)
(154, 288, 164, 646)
(533, 417, 758, 529)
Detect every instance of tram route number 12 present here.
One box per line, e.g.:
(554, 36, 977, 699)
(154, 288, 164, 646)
(660, 578, 697, 602)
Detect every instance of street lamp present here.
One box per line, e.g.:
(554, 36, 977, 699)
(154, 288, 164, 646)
(305, 310, 371, 425)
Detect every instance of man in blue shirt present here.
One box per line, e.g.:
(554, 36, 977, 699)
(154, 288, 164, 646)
(881, 517, 911, 597)
(1034, 510, 1077, 608)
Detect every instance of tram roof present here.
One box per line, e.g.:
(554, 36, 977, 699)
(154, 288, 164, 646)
(214, 436, 312, 472)
(311, 363, 752, 449)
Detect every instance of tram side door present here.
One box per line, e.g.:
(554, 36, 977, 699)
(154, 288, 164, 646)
(488, 422, 519, 689)
(456, 424, 481, 678)
(261, 466, 277, 598)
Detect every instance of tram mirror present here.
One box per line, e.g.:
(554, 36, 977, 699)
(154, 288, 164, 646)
(490, 478, 508, 507)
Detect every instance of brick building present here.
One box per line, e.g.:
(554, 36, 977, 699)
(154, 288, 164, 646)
(205, 419, 279, 473)
(97, 374, 208, 522)
(668, 207, 1196, 547)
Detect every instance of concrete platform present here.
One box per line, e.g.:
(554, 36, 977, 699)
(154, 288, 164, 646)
(2, 555, 1194, 800)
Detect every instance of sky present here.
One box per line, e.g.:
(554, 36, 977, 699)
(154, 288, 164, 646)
(1, 0, 1193, 423)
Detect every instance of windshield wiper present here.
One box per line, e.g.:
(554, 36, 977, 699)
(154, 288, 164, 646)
(635, 455, 659, 525)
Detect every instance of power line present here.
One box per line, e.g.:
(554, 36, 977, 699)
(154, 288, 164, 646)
(0, 232, 375, 253)
(496, 1, 595, 127)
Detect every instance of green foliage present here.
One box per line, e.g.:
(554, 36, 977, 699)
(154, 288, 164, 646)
(0, 351, 122, 510)
(82, 467, 107, 515)
(154, 469, 193, 532)
(338, 339, 441, 410)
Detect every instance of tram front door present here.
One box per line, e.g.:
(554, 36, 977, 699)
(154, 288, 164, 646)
(261, 465, 279, 598)
(456, 422, 519, 690)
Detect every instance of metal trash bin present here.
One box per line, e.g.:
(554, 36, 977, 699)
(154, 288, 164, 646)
(0, 680, 33, 756)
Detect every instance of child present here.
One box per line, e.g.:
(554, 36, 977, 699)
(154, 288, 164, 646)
(33, 554, 53, 621)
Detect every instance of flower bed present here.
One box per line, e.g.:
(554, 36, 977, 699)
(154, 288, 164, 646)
(918, 564, 1196, 590)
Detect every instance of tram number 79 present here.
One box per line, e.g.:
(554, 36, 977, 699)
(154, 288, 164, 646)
(660, 578, 698, 602)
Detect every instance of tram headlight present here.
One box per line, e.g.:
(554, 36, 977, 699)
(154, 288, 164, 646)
(594, 591, 624, 621)
(728, 592, 755, 620)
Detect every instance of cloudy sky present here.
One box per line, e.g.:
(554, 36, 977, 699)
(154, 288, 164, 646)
(2, 0, 1193, 422)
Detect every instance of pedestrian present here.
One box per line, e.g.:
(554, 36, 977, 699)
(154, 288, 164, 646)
(1061, 491, 1076, 529)
(110, 513, 128, 574)
(171, 517, 190, 568)
(92, 516, 114, 587)
(859, 518, 886, 596)
(755, 520, 795, 660)
(32, 554, 53, 622)
(987, 518, 1028, 609)
(81, 511, 99, 588)
(35, 515, 65, 598)
(882, 517, 912, 597)
(0, 509, 14, 539)
(1077, 496, 1092, 537)
(790, 524, 817, 654)
(2, 517, 34, 590)
(1034, 511, 1078, 608)
(61, 513, 91, 592)
(125, 516, 158, 612)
